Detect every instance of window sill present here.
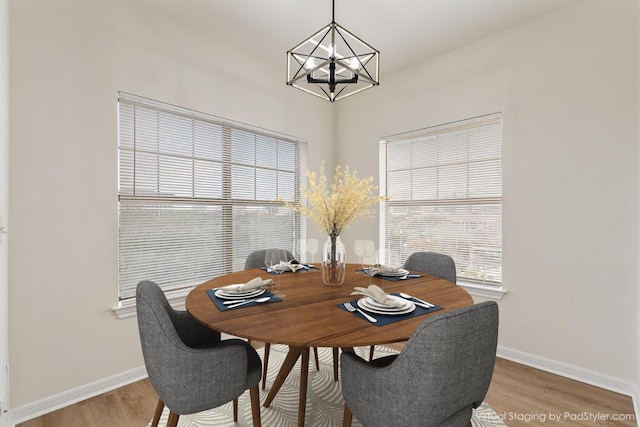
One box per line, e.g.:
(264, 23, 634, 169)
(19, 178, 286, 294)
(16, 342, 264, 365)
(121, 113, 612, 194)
(457, 280, 506, 300)
(112, 287, 190, 319)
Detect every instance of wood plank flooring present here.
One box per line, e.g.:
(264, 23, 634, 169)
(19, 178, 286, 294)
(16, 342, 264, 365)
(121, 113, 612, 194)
(17, 352, 637, 427)
(485, 358, 636, 426)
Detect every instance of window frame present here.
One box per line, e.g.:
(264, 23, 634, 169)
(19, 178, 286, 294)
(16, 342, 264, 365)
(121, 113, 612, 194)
(379, 113, 506, 300)
(113, 93, 307, 317)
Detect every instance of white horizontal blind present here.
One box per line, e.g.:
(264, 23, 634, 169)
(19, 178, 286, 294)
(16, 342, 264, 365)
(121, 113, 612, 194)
(381, 113, 502, 285)
(118, 93, 306, 300)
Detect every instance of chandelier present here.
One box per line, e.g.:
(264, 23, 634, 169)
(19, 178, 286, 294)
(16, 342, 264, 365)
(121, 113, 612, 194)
(286, 0, 380, 103)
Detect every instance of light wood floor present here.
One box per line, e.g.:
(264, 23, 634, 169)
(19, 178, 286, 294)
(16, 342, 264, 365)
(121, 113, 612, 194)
(17, 350, 636, 427)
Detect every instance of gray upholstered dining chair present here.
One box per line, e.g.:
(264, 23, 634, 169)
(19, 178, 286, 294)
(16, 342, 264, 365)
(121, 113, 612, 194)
(403, 251, 457, 284)
(245, 248, 331, 388)
(369, 251, 458, 361)
(136, 280, 262, 427)
(244, 248, 295, 270)
(341, 301, 499, 427)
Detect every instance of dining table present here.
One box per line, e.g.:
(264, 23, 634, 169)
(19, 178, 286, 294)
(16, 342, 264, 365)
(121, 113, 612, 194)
(185, 263, 473, 427)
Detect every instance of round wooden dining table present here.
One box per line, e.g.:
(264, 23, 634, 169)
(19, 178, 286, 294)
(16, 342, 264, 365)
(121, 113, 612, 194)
(186, 264, 473, 427)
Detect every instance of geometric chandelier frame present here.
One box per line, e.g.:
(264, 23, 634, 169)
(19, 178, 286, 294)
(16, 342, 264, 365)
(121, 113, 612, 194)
(286, 0, 380, 103)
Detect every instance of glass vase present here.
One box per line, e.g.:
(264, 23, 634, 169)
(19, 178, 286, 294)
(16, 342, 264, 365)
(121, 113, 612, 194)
(321, 235, 346, 286)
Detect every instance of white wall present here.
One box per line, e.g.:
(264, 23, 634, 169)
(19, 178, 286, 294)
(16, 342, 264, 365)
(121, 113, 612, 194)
(7, 0, 640, 416)
(337, 0, 639, 385)
(8, 0, 332, 409)
(0, 0, 9, 424)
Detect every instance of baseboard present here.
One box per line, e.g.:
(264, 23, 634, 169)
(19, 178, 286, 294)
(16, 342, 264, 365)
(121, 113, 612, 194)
(11, 334, 242, 424)
(11, 366, 148, 425)
(10, 347, 640, 425)
(497, 345, 640, 422)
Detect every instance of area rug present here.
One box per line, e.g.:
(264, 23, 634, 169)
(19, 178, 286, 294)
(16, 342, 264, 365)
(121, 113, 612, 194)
(149, 344, 506, 426)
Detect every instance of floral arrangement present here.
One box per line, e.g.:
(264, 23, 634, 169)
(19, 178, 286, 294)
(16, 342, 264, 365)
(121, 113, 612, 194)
(285, 164, 386, 236)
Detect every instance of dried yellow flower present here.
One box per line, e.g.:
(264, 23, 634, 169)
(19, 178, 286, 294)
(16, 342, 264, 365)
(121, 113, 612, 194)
(285, 164, 387, 236)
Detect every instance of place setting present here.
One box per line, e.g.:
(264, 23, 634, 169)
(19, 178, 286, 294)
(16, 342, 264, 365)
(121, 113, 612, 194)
(355, 243, 420, 281)
(262, 249, 317, 274)
(206, 276, 282, 311)
(264, 260, 317, 274)
(339, 284, 442, 326)
(361, 266, 422, 281)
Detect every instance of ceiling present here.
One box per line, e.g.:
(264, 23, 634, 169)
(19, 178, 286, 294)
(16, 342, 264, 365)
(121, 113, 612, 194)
(148, 0, 582, 75)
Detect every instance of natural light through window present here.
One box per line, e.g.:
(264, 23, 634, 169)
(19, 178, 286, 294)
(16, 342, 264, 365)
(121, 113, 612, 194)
(117, 93, 306, 301)
(380, 113, 503, 293)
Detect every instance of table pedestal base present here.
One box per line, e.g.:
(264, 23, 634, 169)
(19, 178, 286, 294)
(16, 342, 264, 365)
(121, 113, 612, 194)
(263, 346, 354, 427)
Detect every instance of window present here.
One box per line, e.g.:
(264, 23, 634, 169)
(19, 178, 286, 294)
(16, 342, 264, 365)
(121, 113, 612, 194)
(380, 113, 502, 287)
(117, 93, 306, 301)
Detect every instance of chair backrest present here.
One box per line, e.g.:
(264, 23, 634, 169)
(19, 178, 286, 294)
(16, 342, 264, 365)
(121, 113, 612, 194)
(136, 281, 246, 415)
(342, 301, 498, 427)
(244, 249, 295, 270)
(403, 251, 457, 283)
(137, 280, 197, 413)
(393, 301, 498, 425)
(136, 280, 183, 350)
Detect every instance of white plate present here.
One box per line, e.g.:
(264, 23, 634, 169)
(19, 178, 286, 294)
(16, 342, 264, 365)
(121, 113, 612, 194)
(358, 298, 415, 315)
(215, 288, 265, 300)
(363, 296, 411, 311)
(376, 268, 410, 277)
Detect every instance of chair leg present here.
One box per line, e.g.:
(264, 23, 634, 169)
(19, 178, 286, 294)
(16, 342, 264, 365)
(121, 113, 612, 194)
(167, 411, 179, 427)
(342, 404, 353, 427)
(151, 399, 164, 427)
(233, 398, 238, 422)
(250, 384, 262, 427)
(369, 345, 375, 361)
(333, 347, 339, 381)
(262, 342, 271, 389)
(313, 347, 320, 370)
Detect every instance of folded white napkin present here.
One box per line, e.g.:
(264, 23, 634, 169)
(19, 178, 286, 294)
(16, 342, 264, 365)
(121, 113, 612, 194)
(368, 266, 403, 276)
(286, 261, 306, 273)
(351, 284, 405, 307)
(269, 261, 306, 273)
(220, 277, 273, 293)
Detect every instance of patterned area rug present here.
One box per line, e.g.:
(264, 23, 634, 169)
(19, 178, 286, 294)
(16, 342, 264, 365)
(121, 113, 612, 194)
(149, 344, 506, 426)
